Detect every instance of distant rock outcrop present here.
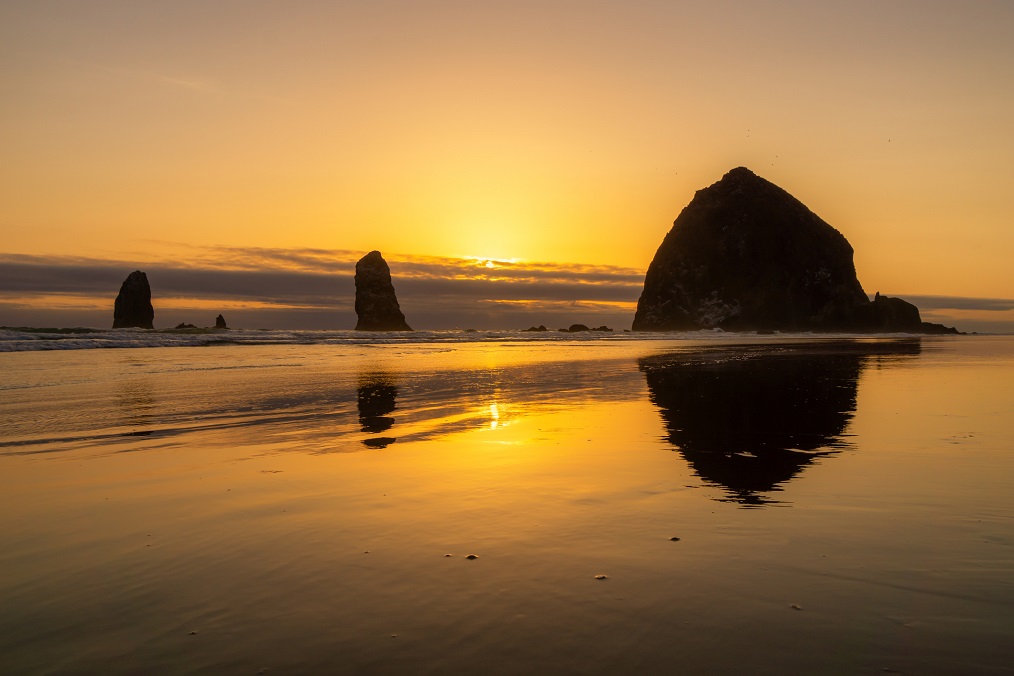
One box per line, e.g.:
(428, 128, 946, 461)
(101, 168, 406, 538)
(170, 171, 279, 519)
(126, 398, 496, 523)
(215, 314, 228, 329)
(354, 251, 412, 331)
(556, 324, 614, 332)
(633, 168, 959, 333)
(523, 325, 549, 332)
(112, 271, 154, 329)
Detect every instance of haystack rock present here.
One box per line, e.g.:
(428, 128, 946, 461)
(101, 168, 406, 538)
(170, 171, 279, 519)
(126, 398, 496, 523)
(112, 270, 154, 329)
(215, 314, 228, 329)
(354, 251, 412, 331)
(633, 167, 958, 333)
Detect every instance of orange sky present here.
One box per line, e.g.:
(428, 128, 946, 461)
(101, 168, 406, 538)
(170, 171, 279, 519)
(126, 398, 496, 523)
(2, 1, 1013, 328)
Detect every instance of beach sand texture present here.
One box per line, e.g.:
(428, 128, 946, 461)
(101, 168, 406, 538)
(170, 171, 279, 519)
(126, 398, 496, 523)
(1, 335, 1012, 674)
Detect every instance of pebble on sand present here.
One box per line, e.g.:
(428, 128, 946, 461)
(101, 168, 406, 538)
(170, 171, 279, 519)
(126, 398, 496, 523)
(670, 536, 681, 541)
(594, 574, 608, 580)
(465, 554, 478, 560)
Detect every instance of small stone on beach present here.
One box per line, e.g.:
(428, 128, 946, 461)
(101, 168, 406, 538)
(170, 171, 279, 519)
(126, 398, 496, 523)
(594, 574, 608, 580)
(790, 604, 802, 610)
(465, 554, 478, 560)
(670, 536, 681, 541)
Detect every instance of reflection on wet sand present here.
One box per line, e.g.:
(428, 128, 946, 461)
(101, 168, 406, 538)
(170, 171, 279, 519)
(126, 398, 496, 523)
(357, 373, 398, 448)
(114, 377, 158, 436)
(640, 340, 921, 506)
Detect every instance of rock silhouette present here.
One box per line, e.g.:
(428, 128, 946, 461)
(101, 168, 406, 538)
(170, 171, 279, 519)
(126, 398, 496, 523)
(633, 168, 958, 333)
(354, 251, 412, 331)
(112, 270, 154, 329)
(215, 314, 228, 329)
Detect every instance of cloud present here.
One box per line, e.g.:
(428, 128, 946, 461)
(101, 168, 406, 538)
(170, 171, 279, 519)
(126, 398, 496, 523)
(897, 295, 1014, 312)
(0, 249, 644, 329)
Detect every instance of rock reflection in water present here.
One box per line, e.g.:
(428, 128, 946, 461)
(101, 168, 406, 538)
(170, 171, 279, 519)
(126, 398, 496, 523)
(639, 340, 921, 506)
(357, 373, 398, 448)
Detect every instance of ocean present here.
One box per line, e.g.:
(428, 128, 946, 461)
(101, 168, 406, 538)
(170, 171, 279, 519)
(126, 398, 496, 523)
(1, 332, 1012, 674)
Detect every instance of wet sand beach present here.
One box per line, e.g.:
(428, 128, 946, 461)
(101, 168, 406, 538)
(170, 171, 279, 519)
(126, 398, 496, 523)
(1, 335, 1012, 674)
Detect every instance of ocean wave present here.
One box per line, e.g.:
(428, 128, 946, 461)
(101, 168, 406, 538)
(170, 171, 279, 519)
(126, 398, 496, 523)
(0, 326, 910, 352)
(0, 326, 695, 351)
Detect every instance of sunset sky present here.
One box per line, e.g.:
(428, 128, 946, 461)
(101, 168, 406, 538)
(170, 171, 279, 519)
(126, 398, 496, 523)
(2, 1, 1013, 331)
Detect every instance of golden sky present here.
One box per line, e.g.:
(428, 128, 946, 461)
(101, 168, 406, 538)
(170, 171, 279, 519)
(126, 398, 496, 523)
(2, 1, 1013, 328)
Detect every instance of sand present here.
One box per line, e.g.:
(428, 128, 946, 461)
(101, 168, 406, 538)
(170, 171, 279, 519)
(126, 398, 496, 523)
(1, 335, 1012, 674)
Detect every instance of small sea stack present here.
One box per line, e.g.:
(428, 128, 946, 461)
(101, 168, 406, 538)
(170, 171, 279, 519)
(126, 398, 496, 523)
(215, 314, 228, 329)
(112, 270, 154, 329)
(354, 251, 412, 331)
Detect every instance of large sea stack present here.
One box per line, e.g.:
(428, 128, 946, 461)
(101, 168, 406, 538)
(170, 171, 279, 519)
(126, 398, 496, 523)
(354, 251, 412, 331)
(112, 270, 155, 329)
(633, 167, 958, 333)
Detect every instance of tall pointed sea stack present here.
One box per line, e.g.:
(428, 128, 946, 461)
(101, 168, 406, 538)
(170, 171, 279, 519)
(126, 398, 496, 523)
(354, 251, 412, 331)
(112, 270, 155, 329)
(633, 167, 957, 333)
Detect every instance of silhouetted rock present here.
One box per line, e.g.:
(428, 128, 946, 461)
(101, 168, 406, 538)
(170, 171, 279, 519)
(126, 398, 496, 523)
(112, 271, 154, 329)
(633, 168, 959, 333)
(920, 321, 962, 335)
(354, 251, 412, 331)
(174, 323, 198, 329)
(567, 324, 591, 332)
(215, 314, 228, 329)
(523, 325, 548, 332)
(591, 325, 613, 332)
(856, 293, 959, 334)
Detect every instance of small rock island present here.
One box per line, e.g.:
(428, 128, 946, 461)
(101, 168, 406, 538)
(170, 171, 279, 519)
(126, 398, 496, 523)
(354, 251, 412, 331)
(633, 167, 958, 333)
(112, 270, 155, 329)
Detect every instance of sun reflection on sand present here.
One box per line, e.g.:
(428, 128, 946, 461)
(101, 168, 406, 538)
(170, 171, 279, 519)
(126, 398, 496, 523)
(2, 338, 1014, 674)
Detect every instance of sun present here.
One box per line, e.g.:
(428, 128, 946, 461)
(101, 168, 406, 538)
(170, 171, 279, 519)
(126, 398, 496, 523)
(461, 256, 522, 272)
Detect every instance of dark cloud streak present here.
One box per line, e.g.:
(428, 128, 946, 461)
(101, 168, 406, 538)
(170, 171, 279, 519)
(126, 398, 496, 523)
(0, 252, 643, 331)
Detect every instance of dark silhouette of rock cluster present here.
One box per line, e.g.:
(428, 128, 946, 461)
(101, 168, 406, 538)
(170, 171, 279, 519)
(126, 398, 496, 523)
(557, 324, 613, 332)
(354, 251, 412, 331)
(215, 314, 228, 329)
(633, 167, 958, 334)
(112, 271, 154, 329)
